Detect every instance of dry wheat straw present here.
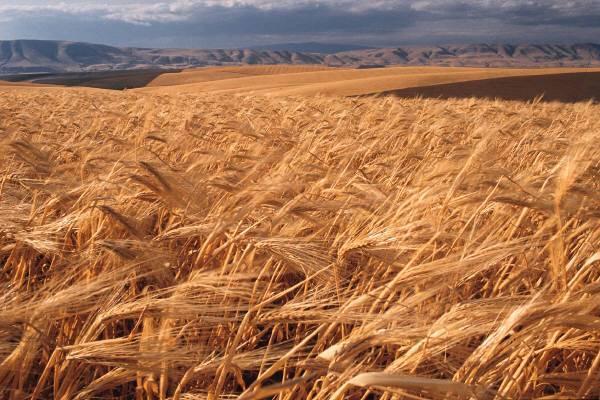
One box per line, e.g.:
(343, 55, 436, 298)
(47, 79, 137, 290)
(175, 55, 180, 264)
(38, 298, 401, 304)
(0, 88, 599, 399)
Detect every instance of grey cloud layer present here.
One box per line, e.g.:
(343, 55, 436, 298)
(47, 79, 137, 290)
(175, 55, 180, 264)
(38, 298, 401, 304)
(1, 1, 599, 47)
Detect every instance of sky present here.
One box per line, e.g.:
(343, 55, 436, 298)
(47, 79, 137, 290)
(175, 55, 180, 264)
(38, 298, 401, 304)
(1, 1, 600, 48)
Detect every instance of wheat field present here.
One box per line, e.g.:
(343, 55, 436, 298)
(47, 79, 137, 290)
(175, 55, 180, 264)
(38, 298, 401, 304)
(140, 66, 600, 97)
(0, 86, 599, 399)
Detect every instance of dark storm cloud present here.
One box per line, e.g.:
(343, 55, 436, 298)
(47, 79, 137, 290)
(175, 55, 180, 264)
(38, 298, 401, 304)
(412, 1, 600, 27)
(1, 1, 599, 47)
(0, 3, 417, 34)
(149, 5, 417, 35)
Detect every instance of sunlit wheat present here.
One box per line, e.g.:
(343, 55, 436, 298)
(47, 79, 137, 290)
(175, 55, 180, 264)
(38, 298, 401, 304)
(0, 87, 599, 399)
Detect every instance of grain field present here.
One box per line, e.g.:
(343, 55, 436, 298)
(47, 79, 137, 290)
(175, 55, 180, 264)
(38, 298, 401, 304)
(0, 87, 599, 399)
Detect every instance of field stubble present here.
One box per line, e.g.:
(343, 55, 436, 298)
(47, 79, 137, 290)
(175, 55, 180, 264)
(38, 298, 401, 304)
(0, 88, 599, 399)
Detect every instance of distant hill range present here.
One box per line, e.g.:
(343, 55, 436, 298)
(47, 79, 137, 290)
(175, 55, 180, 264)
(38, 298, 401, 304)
(2, 40, 600, 74)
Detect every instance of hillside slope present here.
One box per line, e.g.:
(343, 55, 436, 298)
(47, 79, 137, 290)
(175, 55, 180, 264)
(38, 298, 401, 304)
(140, 65, 600, 100)
(0, 40, 325, 73)
(2, 40, 600, 73)
(328, 43, 600, 67)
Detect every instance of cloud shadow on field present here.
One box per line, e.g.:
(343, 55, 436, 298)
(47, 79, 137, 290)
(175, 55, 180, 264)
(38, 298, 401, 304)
(0, 70, 182, 90)
(382, 72, 600, 103)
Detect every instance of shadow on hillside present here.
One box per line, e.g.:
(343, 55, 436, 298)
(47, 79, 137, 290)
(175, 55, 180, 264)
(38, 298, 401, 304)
(382, 72, 600, 103)
(0, 69, 181, 90)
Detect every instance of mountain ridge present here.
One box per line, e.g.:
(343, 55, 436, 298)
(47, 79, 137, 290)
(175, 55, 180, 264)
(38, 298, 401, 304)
(2, 40, 600, 74)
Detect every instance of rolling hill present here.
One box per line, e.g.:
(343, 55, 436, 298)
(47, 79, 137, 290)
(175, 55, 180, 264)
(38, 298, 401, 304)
(3, 63, 599, 103)
(139, 65, 600, 102)
(327, 43, 600, 67)
(0, 40, 326, 73)
(2, 40, 600, 74)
